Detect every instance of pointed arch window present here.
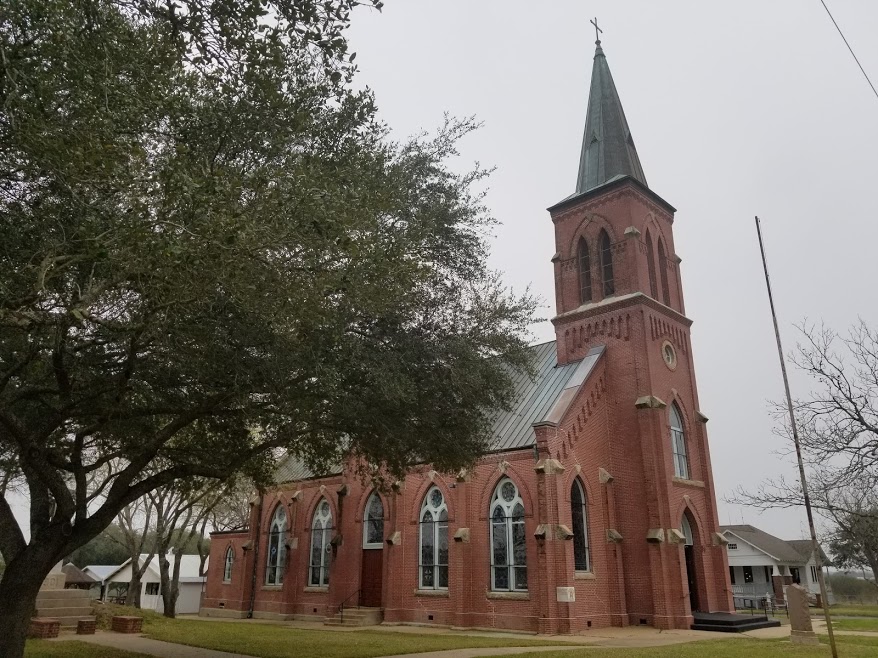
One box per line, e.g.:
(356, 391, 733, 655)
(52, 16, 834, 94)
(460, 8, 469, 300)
(309, 499, 333, 586)
(265, 505, 287, 585)
(599, 230, 614, 296)
(363, 493, 384, 548)
(578, 237, 593, 304)
(645, 230, 658, 299)
(490, 479, 527, 591)
(223, 546, 234, 583)
(658, 238, 671, 306)
(419, 486, 449, 589)
(670, 403, 689, 479)
(571, 480, 591, 571)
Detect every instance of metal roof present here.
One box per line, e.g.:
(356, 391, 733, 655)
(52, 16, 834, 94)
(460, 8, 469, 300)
(575, 39, 647, 194)
(273, 341, 603, 484)
(487, 342, 602, 451)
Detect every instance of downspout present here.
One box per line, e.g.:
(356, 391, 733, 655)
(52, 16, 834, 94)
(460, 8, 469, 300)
(247, 490, 265, 619)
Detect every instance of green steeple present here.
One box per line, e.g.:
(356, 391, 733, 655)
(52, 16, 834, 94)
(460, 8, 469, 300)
(575, 39, 647, 194)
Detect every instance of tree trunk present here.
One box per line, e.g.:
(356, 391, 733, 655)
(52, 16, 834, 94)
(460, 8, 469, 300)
(0, 547, 58, 658)
(127, 568, 143, 607)
(159, 549, 182, 618)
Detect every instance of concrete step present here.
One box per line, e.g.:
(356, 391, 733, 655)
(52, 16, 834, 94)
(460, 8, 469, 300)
(36, 590, 93, 601)
(324, 607, 383, 627)
(34, 606, 95, 618)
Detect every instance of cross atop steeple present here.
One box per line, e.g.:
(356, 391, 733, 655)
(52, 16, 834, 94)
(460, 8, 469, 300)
(589, 17, 602, 44)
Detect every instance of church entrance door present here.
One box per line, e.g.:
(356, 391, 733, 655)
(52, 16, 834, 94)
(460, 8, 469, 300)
(360, 549, 383, 607)
(682, 514, 699, 612)
(684, 544, 699, 612)
(360, 493, 385, 608)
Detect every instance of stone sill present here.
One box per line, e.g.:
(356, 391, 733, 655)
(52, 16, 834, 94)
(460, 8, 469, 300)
(486, 591, 529, 601)
(414, 589, 450, 598)
(672, 477, 705, 488)
(303, 586, 329, 593)
(574, 571, 596, 580)
(261, 586, 283, 591)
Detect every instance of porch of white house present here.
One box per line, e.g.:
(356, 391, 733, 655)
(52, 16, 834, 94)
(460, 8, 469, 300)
(729, 563, 822, 609)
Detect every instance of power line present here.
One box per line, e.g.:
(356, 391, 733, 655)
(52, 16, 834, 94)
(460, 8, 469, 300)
(819, 0, 878, 102)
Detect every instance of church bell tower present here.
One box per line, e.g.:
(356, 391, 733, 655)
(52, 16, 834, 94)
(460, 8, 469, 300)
(548, 30, 733, 626)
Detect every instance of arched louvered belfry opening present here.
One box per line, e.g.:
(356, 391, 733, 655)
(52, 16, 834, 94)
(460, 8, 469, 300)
(578, 237, 593, 304)
(599, 229, 614, 297)
(645, 229, 658, 299)
(658, 238, 671, 306)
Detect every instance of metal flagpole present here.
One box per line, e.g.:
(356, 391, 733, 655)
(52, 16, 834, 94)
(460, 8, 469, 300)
(755, 216, 838, 657)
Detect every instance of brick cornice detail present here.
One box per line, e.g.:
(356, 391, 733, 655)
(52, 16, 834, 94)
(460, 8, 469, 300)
(552, 292, 692, 328)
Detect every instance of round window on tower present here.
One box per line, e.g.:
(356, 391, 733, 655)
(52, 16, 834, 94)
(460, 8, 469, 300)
(661, 341, 677, 370)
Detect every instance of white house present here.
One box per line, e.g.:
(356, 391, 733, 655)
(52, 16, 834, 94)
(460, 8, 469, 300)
(103, 554, 207, 614)
(721, 524, 834, 608)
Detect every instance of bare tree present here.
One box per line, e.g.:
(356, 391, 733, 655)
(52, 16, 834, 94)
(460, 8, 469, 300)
(112, 496, 157, 607)
(732, 321, 878, 572)
(150, 480, 230, 617)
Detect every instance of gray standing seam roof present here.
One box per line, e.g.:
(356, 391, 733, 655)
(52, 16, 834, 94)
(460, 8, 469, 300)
(274, 340, 604, 483)
(721, 525, 815, 564)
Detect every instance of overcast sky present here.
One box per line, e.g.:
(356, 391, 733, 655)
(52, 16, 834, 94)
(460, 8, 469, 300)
(346, 0, 878, 541)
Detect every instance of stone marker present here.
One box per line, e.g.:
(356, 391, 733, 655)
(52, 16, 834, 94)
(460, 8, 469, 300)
(788, 584, 819, 645)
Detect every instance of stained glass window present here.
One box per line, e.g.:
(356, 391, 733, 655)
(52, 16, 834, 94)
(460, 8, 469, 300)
(489, 478, 527, 591)
(419, 486, 448, 589)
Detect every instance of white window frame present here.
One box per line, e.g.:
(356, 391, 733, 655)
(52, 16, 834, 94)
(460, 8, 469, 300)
(670, 403, 689, 479)
(811, 565, 818, 582)
(571, 479, 591, 572)
(265, 504, 287, 586)
(419, 486, 449, 590)
(362, 492, 385, 549)
(489, 478, 528, 592)
(309, 499, 333, 587)
(223, 546, 234, 583)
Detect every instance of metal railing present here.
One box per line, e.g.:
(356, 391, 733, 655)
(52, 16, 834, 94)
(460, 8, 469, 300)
(337, 588, 361, 624)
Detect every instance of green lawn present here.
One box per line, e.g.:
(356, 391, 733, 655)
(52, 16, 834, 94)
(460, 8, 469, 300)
(25, 641, 149, 658)
(489, 635, 878, 658)
(830, 617, 878, 631)
(143, 618, 565, 658)
(827, 604, 878, 618)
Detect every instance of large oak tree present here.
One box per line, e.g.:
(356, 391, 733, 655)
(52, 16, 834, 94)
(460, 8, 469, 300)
(0, 1, 535, 655)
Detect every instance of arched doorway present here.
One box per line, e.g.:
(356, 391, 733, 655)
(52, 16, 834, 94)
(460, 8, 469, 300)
(682, 514, 699, 612)
(360, 493, 384, 607)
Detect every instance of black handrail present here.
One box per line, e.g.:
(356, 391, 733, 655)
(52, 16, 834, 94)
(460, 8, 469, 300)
(338, 589, 361, 624)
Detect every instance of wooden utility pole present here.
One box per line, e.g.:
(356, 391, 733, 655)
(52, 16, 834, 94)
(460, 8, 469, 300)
(755, 216, 838, 658)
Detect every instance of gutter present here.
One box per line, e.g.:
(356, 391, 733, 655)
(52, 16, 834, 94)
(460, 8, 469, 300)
(247, 491, 264, 619)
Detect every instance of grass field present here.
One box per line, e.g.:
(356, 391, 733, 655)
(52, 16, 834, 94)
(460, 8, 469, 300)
(494, 634, 878, 658)
(24, 606, 878, 658)
(142, 618, 565, 658)
(830, 617, 878, 631)
(828, 604, 878, 618)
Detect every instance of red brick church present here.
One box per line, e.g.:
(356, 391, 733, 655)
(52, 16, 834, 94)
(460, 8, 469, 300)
(202, 36, 735, 633)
